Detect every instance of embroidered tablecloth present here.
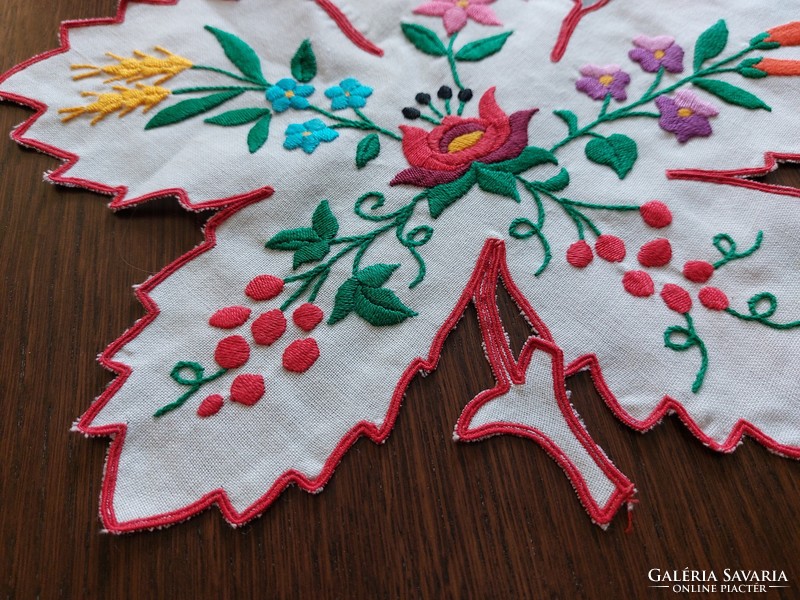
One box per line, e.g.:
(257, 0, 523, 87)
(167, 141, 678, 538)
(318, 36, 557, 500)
(1, 0, 798, 533)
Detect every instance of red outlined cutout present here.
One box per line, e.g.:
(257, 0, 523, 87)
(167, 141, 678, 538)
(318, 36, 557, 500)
(453, 243, 635, 526)
(76, 219, 634, 531)
(551, 0, 612, 63)
(0, 0, 381, 211)
(566, 354, 800, 459)
(667, 152, 800, 199)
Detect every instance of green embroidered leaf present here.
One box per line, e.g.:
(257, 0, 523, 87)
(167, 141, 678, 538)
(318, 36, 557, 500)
(311, 200, 339, 240)
(584, 134, 638, 180)
(693, 79, 771, 111)
(749, 32, 781, 51)
(247, 113, 272, 153)
(476, 167, 520, 201)
(454, 31, 513, 62)
(485, 146, 558, 174)
(535, 168, 570, 192)
(145, 90, 245, 129)
(328, 278, 359, 325)
(401, 23, 447, 56)
(356, 263, 400, 288)
(693, 20, 728, 72)
(354, 286, 417, 326)
(265, 227, 321, 251)
(204, 25, 267, 84)
(205, 108, 271, 126)
(291, 39, 317, 83)
(356, 134, 381, 169)
(427, 169, 477, 218)
(554, 110, 579, 134)
(293, 241, 330, 269)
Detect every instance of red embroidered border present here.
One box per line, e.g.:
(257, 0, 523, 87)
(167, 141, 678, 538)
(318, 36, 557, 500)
(566, 354, 800, 459)
(666, 152, 800, 199)
(0, 0, 381, 211)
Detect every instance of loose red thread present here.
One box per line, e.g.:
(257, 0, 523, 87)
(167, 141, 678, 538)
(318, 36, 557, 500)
(313, 0, 384, 57)
(197, 394, 224, 418)
(209, 305, 251, 329)
(637, 238, 672, 267)
(230, 374, 265, 406)
(214, 335, 250, 369)
(624, 498, 639, 534)
(251, 309, 287, 346)
(550, 0, 613, 63)
(282, 338, 320, 373)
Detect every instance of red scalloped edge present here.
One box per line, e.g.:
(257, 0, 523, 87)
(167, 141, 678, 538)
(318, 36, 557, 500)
(75, 216, 636, 532)
(566, 354, 800, 459)
(0, 0, 274, 212)
(666, 152, 800, 199)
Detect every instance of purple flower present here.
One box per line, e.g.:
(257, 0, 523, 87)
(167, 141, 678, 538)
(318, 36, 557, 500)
(655, 90, 719, 143)
(576, 65, 631, 101)
(629, 35, 684, 73)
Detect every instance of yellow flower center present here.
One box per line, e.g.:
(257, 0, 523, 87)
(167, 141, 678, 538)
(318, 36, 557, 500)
(448, 130, 484, 153)
(285, 90, 295, 98)
(457, 0, 469, 7)
(677, 107, 694, 118)
(654, 49, 666, 60)
(598, 74, 614, 86)
(302, 131, 312, 137)
(344, 91, 351, 97)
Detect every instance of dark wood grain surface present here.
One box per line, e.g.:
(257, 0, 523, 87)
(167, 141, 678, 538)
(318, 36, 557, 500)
(1, 1, 799, 598)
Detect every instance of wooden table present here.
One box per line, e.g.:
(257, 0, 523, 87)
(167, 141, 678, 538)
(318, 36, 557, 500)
(1, 1, 798, 597)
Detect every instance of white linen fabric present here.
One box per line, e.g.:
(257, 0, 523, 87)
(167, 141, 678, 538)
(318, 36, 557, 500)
(1, 0, 798, 532)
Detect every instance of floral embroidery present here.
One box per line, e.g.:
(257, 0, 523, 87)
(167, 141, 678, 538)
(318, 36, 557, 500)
(391, 87, 536, 187)
(70, 46, 193, 84)
(283, 119, 339, 153)
(655, 91, 719, 143)
(59, 84, 171, 124)
(413, 0, 502, 36)
(629, 35, 684, 73)
(575, 64, 631, 101)
(266, 78, 314, 112)
(325, 78, 373, 110)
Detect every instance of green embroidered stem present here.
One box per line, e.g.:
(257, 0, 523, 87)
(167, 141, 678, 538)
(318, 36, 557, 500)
(427, 102, 445, 119)
(725, 292, 800, 330)
(457, 100, 467, 117)
(172, 85, 266, 95)
(664, 313, 709, 394)
(308, 105, 401, 141)
(277, 193, 429, 311)
(419, 113, 442, 126)
(191, 64, 267, 86)
(550, 43, 759, 153)
(154, 361, 227, 417)
(712, 230, 763, 268)
(643, 66, 666, 99)
(446, 33, 466, 92)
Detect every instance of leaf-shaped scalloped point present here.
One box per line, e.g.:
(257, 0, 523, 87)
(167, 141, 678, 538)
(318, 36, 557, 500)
(209, 306, 252, 329)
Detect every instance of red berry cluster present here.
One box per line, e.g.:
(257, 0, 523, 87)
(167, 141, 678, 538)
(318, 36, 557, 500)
(566, 201, 672, 268)
(196, 274, 323, 418)
(619, 210, 731, 314)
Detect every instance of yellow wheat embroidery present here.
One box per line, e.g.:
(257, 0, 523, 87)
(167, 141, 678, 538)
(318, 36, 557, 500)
(58, 84, 171, 125)
(70, 47, 192, 85)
